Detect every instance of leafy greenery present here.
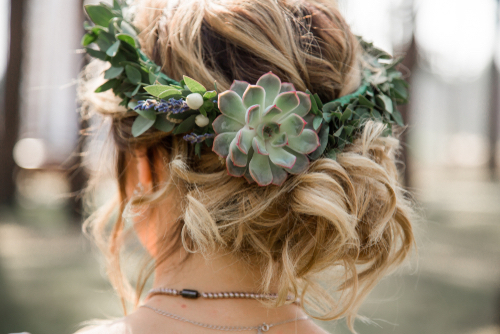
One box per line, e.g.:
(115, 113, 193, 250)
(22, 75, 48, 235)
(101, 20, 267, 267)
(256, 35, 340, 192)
(83, 1, 409, 162)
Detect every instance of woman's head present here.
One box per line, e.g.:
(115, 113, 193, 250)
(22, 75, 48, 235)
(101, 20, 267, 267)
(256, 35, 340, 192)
(81, 0, 415, 330)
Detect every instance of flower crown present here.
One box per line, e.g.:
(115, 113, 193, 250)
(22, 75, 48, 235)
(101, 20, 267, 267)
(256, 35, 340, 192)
(83, 1, 409, 186)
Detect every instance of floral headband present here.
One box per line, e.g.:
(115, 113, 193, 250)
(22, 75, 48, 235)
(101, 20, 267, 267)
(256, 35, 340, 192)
(82, 0, 408, 186)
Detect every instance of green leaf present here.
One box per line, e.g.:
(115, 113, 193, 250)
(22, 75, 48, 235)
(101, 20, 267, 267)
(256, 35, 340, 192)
(199, 106, 207, 117)
(104, 66, 124, 79)
(322, 112, 332, 123)
(81, 33, 97, 46)
(334, 125, 344, 137)
(120, 21, 137, 37)
(135, 108, 156, 121)
(322, 101, 340, 113)
(203, 90, 217, 100)
(125, 65, 142, 85)
(109, 52, 126, 67)
(313, 93, 323, 109)
(158, 89, 183, 99)
(358, 95, 375, 108)
(377, 94, 394, 114)
(116, 33, 136, 48)
(95, 79, 118, 93)
(154, 114, 176, 133)
(96, 31, 114, 51)
(85, 5, 114, 27)
(128, 101, 138, 110)
(144, 85, 173, 97)
(106, 41, 121, 57)
(344, 125, 355, 136)
(325, 149, 339, 161)
(195, 143, 202, 157)
(313, 116, 323, 131)
(307, 90, 319, 115)
(132, 115, 155, 137)
(85, 47, 107, 60)
(131, 84, 141, 97)
(183, 76, 207, 94)
(173, 115, 196, 134)
(309, 124, 329, 160)
(340, 108, 352, 122)
(392, 110, 405, 126)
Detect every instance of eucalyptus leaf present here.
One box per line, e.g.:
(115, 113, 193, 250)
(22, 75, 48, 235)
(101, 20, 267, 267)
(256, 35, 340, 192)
(106, 41, 121, 57)
(104, 66, 124, 79)
(135, 108, 156, 121)
(109, 52, 126, 67)
(85, 5, 114, 27)
(154, 114, 176, 133)
(96, 32, 113, 51)
(392, 110, 404, 126)
(81, 33, 97, 46)
(120, 21, 137, 37)
(173, 115, 196, 134)
(131, 115, 155, 137)
(131, 84, 141, 97)
(128, 101, 138, 110)
(116, 33, 136, 48)
(95, 79, 118, 93)
(125, 65, 142, 85)
(183, 76, 207, 94)
(85, 47, 107, 60)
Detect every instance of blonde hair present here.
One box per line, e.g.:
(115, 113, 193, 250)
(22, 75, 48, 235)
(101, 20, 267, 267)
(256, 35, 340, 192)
(80, 0, 415, 331)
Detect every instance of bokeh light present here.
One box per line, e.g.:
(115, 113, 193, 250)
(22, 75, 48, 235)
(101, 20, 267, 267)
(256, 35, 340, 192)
(13, 138, 47, 169)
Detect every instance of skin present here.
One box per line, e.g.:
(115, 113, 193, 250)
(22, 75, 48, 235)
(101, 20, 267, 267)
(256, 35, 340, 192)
(120, 148, 331, 334)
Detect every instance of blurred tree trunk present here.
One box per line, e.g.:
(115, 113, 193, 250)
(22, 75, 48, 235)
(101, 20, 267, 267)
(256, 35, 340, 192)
(67, 0, 88, 220)
(489, 64, 499, 182)
(488, 0, 500, 181)
(0, 0, 26, 205)
(398, 36, 417, 188)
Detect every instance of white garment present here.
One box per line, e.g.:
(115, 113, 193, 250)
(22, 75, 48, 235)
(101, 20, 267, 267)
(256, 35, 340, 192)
(75, 320, 131, 334)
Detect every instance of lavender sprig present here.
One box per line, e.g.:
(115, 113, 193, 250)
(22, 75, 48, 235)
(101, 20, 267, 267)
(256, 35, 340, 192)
(183, 133, 215, 144)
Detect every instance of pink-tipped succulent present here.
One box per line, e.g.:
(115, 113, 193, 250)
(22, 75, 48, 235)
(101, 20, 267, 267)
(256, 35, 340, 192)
(212, 72, 320, 186)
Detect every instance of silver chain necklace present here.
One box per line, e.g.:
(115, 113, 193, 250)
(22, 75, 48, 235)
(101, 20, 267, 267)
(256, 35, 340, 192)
(141, 304, 309, 334)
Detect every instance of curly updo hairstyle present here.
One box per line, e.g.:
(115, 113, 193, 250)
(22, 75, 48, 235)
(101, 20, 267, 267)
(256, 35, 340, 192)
(80, 0, 415, 330)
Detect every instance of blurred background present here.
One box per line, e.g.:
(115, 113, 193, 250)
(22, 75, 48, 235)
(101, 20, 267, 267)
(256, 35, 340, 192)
(0, 0, 499, 333)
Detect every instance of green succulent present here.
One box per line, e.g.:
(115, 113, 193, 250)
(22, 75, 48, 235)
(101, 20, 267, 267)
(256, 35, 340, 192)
(212, 72, 320, 186)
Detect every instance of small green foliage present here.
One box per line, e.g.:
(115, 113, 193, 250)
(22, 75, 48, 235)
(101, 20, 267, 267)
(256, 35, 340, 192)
(104, 66, 124, 79)
(84, 0, 409, 176)
(84, 5, 114, 27)
(125, 65, 142, 85)
(183, 76, 207, 95)
(132, 115, 155, 137)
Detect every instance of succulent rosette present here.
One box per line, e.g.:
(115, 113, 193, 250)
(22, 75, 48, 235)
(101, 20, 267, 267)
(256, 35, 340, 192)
(212, 72, 320, 186)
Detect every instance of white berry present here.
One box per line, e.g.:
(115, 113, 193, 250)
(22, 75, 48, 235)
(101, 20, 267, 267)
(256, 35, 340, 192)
(186, 93, 204, 109)
(195, 114, 210, 127)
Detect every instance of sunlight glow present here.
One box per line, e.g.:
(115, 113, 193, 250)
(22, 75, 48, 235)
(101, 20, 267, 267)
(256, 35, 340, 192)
(415, 0, 497, 80)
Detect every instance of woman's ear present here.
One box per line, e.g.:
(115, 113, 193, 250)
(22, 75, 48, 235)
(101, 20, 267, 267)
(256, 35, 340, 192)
(135, 147, 153, 193)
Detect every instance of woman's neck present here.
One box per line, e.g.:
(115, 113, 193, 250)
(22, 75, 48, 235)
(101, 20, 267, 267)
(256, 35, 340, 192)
(152, 249, 267, 293)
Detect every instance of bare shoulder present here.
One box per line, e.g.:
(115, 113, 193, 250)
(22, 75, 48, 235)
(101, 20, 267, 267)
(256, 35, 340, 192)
(74, 320, 131, 334)
(277, 319, 332, 334)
